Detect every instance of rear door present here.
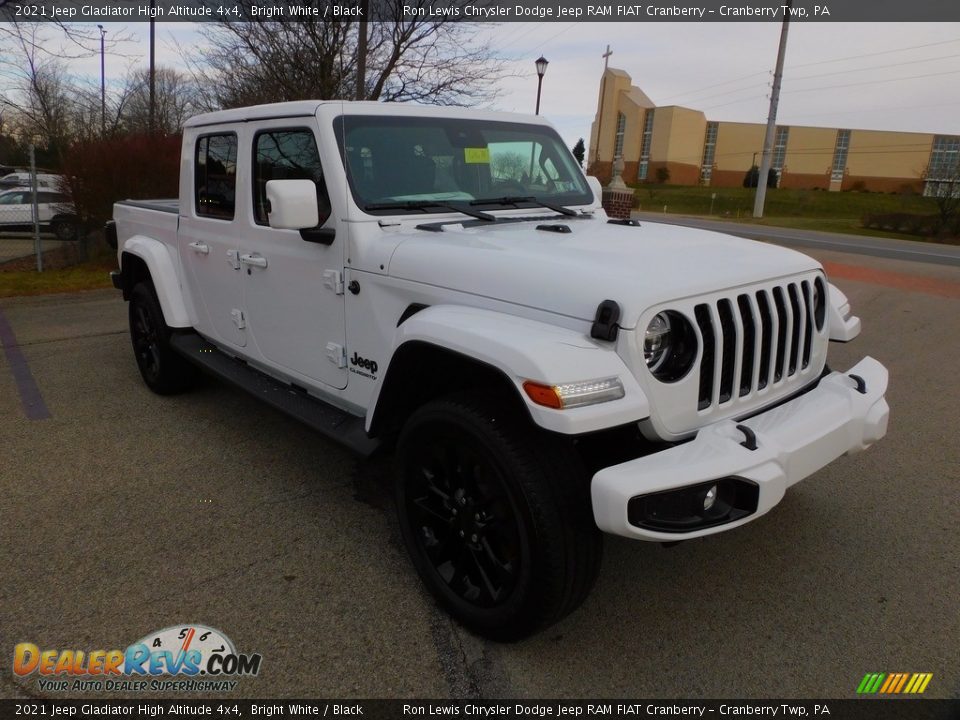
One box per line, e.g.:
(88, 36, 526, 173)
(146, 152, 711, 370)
(178, 130, 247, 348)
(241, 122, 347, 389)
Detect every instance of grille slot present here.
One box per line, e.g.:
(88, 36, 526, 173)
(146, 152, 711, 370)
(694, 304, 714, 411)
(696, 280, 816, 414)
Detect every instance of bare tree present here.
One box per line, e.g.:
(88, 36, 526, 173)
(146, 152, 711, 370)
(0, 22, 140, 157)
(189, 2, 505, 110)
(121, 67, 199, 134)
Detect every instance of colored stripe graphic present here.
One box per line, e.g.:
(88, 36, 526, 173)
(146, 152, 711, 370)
(857, 672, 932, 694)
(0, 307, 51, 421)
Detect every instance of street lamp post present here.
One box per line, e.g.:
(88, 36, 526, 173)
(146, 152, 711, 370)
(534, 56, 549, 115)
(98, 24, 106, 135)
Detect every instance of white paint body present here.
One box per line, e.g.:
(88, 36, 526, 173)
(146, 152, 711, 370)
(114, 101, 889, 541)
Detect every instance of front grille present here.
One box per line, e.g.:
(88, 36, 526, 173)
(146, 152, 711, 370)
(695, 281, 816, 412)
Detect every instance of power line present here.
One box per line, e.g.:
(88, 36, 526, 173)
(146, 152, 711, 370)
(787, 37, 960, 70)
(656, 38, 960, 106)
(784, 68, 960, 94)
(529, 22, 580, 53)
(787, 54, 960, 82)
(658, 71, 769, 104)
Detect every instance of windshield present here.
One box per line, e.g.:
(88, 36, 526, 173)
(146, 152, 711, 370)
(334, 115, 593, 214)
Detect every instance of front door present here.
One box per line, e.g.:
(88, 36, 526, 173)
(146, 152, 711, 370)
(241, 123, 347, 390)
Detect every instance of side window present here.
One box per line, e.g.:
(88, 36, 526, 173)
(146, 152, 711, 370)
(0, 192, 26, 205)
(195, 133, 238, 220)
(253, 129, 330, 226)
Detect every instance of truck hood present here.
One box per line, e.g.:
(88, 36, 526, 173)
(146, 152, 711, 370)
(386, 217, 821, 329)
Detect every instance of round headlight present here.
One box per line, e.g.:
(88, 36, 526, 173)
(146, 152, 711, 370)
(644, 310, 697, 382)
(644, 312, 672, 371)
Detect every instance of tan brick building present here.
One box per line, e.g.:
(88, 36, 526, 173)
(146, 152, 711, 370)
(588, 67, 959, 195)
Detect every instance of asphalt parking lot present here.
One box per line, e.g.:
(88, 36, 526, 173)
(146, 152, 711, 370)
(0, 234, 67, 264)
(1, 244, 957, 701)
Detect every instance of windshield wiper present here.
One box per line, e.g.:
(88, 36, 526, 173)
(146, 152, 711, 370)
(363, 200, 494, 222)
(469, 195, 578, 217)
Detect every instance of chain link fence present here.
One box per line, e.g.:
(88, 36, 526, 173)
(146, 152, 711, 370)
(0, 148, 91, 272)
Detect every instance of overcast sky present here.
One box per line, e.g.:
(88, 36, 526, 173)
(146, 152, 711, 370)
(54, 21, 960, 150)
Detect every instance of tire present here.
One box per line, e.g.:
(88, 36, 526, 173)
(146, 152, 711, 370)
(51, 218, 77, 241)
(128, 282, 197, 395)
(395, 392, 602, 641)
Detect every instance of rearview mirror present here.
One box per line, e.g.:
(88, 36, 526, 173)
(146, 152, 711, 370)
(266, 179, 318, 230)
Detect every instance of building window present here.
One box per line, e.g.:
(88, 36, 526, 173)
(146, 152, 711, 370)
(831, 129, 850, 183)
(924, 135, 959, 198)
(613, 113, 626, 160)
(772, 127, 789, 171)
(638, 109, 654, 181)
(700, 122, 718, 182)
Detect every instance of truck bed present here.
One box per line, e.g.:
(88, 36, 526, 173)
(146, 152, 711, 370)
(113, 199, 180, 264)
(116, 198, 179, 213)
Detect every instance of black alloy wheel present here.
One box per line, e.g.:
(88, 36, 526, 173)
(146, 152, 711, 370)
(395, 393, 602, 641)
(128, 282, 196, 395)
(404, 426, 527, 609)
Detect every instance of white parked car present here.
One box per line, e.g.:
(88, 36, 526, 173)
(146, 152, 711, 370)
(109, 101, 889, 640)
(0, 187, 78, 240)
(0, 172, 62, 189)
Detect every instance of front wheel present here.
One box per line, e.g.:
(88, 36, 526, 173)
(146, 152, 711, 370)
(395, 393, 602, 640)
(129, 282, 197, 395)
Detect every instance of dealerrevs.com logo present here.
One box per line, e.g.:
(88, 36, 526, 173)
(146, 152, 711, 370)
(13, 625, 261, 693)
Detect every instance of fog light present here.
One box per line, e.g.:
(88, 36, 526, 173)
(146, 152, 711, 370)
(703, 484, 718, 511)
(626, 478, 760, 533)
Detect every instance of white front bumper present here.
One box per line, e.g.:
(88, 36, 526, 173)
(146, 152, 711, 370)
(591, 356, 890, 541)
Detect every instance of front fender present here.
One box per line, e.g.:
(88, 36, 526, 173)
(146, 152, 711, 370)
(368, 305, 650, 435)
(122, 235, 190, 328)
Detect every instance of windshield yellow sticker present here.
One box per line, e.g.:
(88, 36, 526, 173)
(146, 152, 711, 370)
(464, 148, 490, 164)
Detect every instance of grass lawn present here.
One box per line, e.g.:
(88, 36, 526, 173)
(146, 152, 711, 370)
(633, 184, 937, 217)
(631, 184, 952, 242)
(0, 257, 115, 298)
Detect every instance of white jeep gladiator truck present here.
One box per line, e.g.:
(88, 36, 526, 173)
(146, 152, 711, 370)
(110, 101, 889, 640)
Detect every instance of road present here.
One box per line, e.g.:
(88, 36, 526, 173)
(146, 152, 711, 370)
(633, 212, 960, 267)
(0, 246, 957, 701)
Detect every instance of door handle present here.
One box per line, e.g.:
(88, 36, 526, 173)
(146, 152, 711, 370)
(188, 241, 209, 254)
(240, 253, 268, 268)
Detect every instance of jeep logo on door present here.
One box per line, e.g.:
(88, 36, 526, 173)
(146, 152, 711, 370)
(349, 352, 378, 379)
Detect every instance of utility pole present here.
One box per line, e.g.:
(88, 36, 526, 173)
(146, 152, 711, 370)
(149, 3, 156, 134)
(753, 0, 791, 218)
(98, 25, 106, 135)
(356, 1, 369, 100)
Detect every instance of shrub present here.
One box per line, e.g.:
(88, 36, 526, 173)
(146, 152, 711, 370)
(59, 133, 182, 231)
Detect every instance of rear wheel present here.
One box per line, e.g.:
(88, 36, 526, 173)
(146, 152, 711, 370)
(129, 282, 197, 395)
(51, 217, 77, 241)
(395, 392, 602, 640)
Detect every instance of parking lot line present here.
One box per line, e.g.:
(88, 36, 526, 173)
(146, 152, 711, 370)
(0, 306, 51, 420)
